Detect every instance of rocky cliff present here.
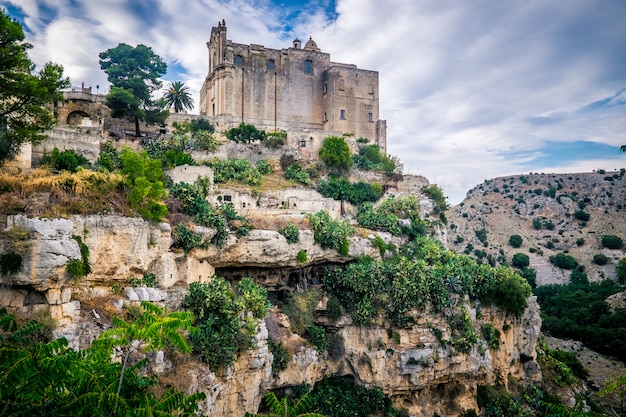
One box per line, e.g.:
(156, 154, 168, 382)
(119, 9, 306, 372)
(0, 197, 542, 416)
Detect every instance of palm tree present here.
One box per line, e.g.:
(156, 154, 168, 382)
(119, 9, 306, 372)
(245, 392, 326, 417)
(163, 81, 194, 113)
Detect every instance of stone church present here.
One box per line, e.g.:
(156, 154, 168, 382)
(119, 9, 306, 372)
(199, 20, 387, 155)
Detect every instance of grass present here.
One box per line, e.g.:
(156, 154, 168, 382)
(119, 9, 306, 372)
(0, 166, 131, 217)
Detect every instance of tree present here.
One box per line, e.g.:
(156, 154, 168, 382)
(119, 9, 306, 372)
(245, 392, 326, 417)
(0, 10, 70, 164)
(319, 136, 352, 172)
(0, 305, 204, 416)
(163, 81, 194, 113)
(226, 123, 266, 143)
(509, 234, 523, 248)
(99, 43, 167, 136)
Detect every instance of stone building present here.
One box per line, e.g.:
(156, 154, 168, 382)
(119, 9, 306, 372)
(199, 20, 387, 155)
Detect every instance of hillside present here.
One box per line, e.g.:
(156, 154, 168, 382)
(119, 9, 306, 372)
(446, 170, 626, 286)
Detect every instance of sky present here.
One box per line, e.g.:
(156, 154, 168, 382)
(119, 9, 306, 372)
(3, 0, 626, 205)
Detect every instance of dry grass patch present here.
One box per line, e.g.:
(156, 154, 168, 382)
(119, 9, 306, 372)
(247, 212, 309, 231)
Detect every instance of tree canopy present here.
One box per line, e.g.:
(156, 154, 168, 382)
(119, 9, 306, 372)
(319, 136, 352, 173)
(0, 10, 69, 164)
(163, 81, 194, 113)
(99, 43, 167, 136)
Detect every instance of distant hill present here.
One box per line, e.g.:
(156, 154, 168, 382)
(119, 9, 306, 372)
(446, 170, 626, 287)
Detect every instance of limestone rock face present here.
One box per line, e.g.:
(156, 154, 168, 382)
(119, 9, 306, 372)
(195, 229, 384, 268)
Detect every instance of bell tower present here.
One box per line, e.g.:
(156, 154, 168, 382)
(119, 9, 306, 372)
(208, 19, 228, 71)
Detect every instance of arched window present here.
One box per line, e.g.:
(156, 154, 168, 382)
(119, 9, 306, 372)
(235, 55, 243, 66)
(267, 60, 275, 71)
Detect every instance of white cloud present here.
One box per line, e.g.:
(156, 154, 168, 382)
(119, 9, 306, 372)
(3, 0, 625, 204)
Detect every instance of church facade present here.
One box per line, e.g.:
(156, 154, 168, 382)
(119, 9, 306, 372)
(199, 21, 387, 154)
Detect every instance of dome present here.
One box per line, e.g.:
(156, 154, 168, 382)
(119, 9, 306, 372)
(304, 37, 320, 52)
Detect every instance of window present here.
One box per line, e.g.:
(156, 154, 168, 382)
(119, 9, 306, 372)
(223, 195, 232, 202)
(368, 112, 373, 122)
(305, 59, 312, 74)
(212, 103, 216, 116)
(323, 83, 327, 94)
(340, 109, 346, 120)
(267, 59, 275, 71)
(324, 112, 327, 122)
(300, 140, 307, 148)
(234, 55, 243, 66)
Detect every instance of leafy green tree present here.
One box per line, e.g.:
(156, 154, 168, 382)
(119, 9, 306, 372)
(119, 148, 168, 221)
(226, 123, 266, 143)
(163, 80, 194, 113)
(99, 43, 167, 136)
(509, 234, 523, 248)
(245, 392, 326, 417)
(0, 304, 204, 416)
(511, 253, 530, 269)
(0, 10, 70, 164)
(319, 136, 351, 172)
(602, 234, 623, 250)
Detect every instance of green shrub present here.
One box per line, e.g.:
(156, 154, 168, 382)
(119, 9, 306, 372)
(576, 238, 585, 246)
(296, 250, 308, 263)
(306, 325, 328, 352)
(264, 131, 286, 149)
(282, 289, 321, 335)
(128, 272, 158, 287)
(509, 235, 523, 248)
(307, 211, 354, 255)
(318, 175, 383, 205)
(593, 253, 609, 265)
(319, 136, 351, 172)
(268, 337, 289, 377)
(477, 385, 527, 417)
(172, 224, 206, 253)
(352, 144, 401, 176)
(532, 218, 542, 230)
(66, 235, 91, 280)
(41, 147, 90, 172)
(422, 184, 448, 214)
(573, 210, 590, 221)
(97, 141, 122, 171)
(372, 235, 387, 257)
(602, 234, 623, 249)
(570, 269, 588, 285)
(355, 196, 420, 236)
(183, 277, 269, 369)
(326, 296, 342, 322)
(210, 158, 261, 186)
(520, 267, 537, 288)
(549, 253, 578, 270)
(481, 323, 501, 350)
(511, 253, 530, 269)
(120, 148, 168, 222)
(278, 222, 300, 243)
(284, 162, 311, 185)
(483, 274, 530, 319)
(475, 229, 488, 246)
(225, 122, 265, 143)
(0, 252, 22, 276)
(256, 159, 273, 175)
(308, 375, 402, 417)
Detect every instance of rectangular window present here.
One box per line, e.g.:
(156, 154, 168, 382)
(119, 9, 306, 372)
(235, 55, 243, 66)
(340, 109, 345, 120)
(300, 140, 307, 148)
(267, 60, 275, 71)
(305, 59, 312, 74)
(223, 195, 232, 202)
(368, 112, 373, 122)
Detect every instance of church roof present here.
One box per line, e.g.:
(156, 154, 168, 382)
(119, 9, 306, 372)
(304, 37, 320, 52)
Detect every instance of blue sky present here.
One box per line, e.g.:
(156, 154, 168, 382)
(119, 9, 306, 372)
(3, 0, 625, 204)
